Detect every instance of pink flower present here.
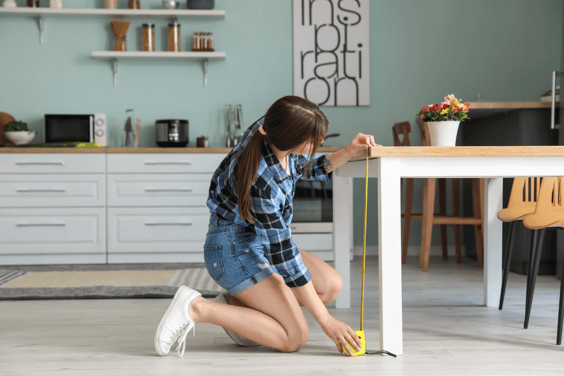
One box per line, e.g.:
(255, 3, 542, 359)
(442, 94, 457, 105)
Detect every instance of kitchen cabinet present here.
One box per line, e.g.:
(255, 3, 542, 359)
(107, 207, 209, 263)
(106, 153, 224, 263)
(0, 148, 339, 265)
(460, 102, 559, 275)
(0, 153, 106, 265)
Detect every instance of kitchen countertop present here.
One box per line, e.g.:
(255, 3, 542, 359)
(467, 101, 560, 118)
(0, 146, 343, 154)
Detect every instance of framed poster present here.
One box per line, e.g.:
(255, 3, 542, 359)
(293, 0, 370, 106)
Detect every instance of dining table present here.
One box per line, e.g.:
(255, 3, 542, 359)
(331, 145, 564, 356)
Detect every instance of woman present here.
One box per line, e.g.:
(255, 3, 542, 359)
(155, 96, 381, 358)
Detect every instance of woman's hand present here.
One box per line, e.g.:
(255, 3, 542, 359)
(319, 315, 362, 354)
(346, 133, 383, 158)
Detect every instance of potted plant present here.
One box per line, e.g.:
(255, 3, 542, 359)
(416, 95, 471, 146)
(4, 120, 36, 145)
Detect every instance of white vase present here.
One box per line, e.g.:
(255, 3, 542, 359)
(2, 0, 17, 7)
(50, 0, 63, 8)
(425, 121, 461, 146)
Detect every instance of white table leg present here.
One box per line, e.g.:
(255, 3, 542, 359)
(484, 177, 503, 307)
(378, 158, 403, 355)
(333, 175, 352, 309)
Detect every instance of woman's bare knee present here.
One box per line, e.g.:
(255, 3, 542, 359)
(319, 272, 343, 304)
(279, 324, 309, 353)
(234, 273, 310, 352)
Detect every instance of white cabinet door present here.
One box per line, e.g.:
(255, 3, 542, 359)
(107, 154, 224, 174)
(1, 154, 105, 174)
(0, 208, 106, 263)
(0, 174, 105, 207)
(107, 207, 209, 255)
(107, 174, 211, 207)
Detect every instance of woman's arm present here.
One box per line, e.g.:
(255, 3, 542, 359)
(323, 133, 381, 174)
(292, 280, 362, 354)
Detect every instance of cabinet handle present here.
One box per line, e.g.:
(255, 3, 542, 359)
(291, 226, 297, 230)
(17, 223, 66, 227)
(144, 222, 193, 226)
(144, 160, 192, 165)
(16, 188, 67, 193)
(144, 188, 193, 192)
(16, 161, 66, 165)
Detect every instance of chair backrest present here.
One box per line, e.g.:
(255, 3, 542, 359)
(537, 177, 564, 211)
(523, 177, 564, 229)
(497, 177, 542, 221)
(392, 121, 411, 147)
(508, 177, 542, 208)
(417, 120, 431, 147)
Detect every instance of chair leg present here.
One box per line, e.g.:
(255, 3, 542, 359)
(420, 178, 436, 271)
(452, 178, 462, 263)
(439, 178, 448, 260)
(525, 228, 546, 329)
(525, 229, 538, 322)
(499, 221, 516, 310)
(472, 178, 484, 268)
(558, 242, 564, 345)
(402, 178, 414, 264)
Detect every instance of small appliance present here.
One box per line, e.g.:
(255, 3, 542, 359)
(156, 119, 189, 147)
(44, 114, 107, 145)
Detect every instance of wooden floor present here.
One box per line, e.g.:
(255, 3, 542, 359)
(1, 256, 564, 375)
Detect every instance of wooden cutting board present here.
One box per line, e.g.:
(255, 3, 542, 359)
(0, 112, 15, 146)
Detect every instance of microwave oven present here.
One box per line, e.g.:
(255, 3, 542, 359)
(44, 113, 107, 145)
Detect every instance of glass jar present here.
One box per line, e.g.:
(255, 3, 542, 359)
(128, 0, 140, 9)
(27, 0, 40, 7)
(105, 0, 117, 9)
(168, 22, 181, 52)
(142, 24, 155, 52)
(49, 0, 63, 8)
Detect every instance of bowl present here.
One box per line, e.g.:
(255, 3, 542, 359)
(162, 0, 179, 9)
(5, 131, 36, 145)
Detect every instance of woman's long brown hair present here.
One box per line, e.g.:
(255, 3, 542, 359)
(237, 96, 329, 224)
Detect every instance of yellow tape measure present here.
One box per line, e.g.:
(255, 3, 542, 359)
(343, 149, 369, 357)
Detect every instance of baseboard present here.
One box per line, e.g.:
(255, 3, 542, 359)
(352, 245, 468, 257)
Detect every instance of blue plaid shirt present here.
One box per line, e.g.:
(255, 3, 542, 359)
(207, 117, 333, 288)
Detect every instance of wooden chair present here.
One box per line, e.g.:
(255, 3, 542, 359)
(522, 177, 564, 345)
(395, 121, 453, 264)
(416, 121, 484, 271)
(393, 121, 418, 263)
(497, 178, 542, 311)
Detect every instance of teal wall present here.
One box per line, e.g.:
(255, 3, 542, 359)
(0, 0, 561, 249)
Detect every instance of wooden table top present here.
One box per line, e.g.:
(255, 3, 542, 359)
(358, 146, 564, 160)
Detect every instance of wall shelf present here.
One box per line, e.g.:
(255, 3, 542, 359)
(91, 51, 226, 87)
(0, 8, 225, 17)
(1, 7, 226, 87)
(0, 7, 225, 44)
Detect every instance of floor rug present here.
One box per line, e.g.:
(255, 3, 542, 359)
(0, 264, 225, 300)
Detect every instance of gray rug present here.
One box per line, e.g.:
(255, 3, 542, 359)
(0, 263, 223, 301)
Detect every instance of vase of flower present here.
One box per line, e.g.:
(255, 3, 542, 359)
(416, 94, 471, 146)
(424, 120, 461, 146)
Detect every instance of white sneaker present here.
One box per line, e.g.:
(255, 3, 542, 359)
(154, 285, 201, 357)
(212, 293, 260, 347)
